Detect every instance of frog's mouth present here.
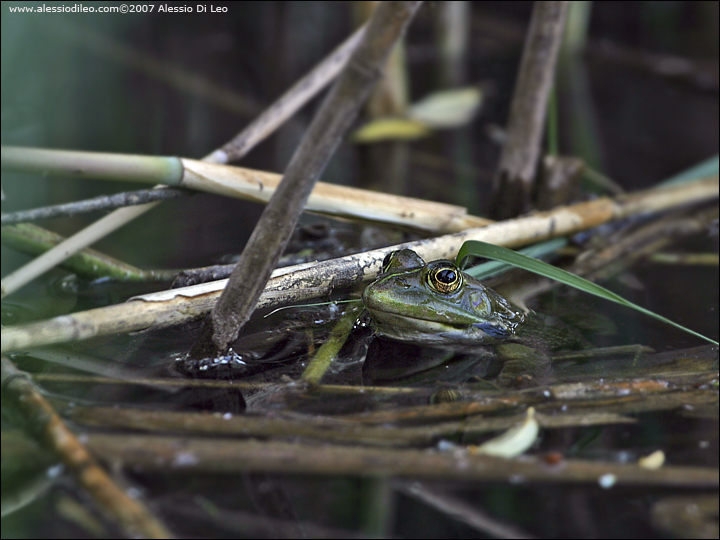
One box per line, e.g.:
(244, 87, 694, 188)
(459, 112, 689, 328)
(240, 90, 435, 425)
(368, 309, 467, 334)
(366, 308, 511, 346)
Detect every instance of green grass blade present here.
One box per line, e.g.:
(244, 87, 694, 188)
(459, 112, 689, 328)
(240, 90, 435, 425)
(464, 238, 567, 280)
(661, 155, 718, 186)
(456, 240, 718, 346)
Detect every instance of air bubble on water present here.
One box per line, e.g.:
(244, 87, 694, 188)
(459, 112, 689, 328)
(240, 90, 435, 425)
(173, 452, 199, 467)
(598, 474, 616, 489)
(47, 464, 64, 478)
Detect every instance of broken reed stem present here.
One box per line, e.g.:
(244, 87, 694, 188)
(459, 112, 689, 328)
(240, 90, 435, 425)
(1, 357, 173, 539)
(192, 1, 424, 357)
(435, 1, 471, 86)
(1, 147, 488, 233)
(1, 176, 716, 353)
(355, 1, 411, 197)
(491, 1, 570, 219)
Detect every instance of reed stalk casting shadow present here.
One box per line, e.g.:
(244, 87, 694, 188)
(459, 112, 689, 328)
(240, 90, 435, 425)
(188, 1, 424, 359)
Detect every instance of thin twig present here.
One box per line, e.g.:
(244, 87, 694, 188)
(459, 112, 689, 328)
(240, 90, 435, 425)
(1, 187, 189, 226)
(2, 176, 716, 353)
(394, 481, 536, 539)
(53, 18, 259, 117)
(190, 1, 424, 358)
(207, 24, 368, 164)
(649, 252, 719, 265)
(156, 497, 374, 540)
(571, 206, 719, 281)
(1, 357, 173, 539)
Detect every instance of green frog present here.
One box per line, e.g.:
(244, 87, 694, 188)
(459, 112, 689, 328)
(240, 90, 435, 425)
(361, 249, 585, 385)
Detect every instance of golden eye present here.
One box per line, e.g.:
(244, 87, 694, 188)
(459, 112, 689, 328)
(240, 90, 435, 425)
(427, 261, 463, 294)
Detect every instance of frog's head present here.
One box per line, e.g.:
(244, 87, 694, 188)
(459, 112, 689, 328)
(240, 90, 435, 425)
(362, 249, 525, 347)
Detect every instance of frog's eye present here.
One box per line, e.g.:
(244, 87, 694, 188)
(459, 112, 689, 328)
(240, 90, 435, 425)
(427, 261, 463, 294)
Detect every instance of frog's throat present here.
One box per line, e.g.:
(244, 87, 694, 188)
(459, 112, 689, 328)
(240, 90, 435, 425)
(368, 310, 464, 335)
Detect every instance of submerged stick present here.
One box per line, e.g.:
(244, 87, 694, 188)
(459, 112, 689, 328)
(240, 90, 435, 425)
(1, 203, 165, 298)
(301, 304, 363, 383)
(395, 481, 535, 539)
(2, 176, 716, 353)
(66, 405, 635, 449)
(1, 222, 174, 281)
(1, 357, 173, 539)
(85, 432, 719, 487)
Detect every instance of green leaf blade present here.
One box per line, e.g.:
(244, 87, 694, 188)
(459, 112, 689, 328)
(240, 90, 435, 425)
(456, 240, 718, 346)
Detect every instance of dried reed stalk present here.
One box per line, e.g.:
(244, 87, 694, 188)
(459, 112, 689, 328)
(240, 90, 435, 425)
(2, 176, 716, 353)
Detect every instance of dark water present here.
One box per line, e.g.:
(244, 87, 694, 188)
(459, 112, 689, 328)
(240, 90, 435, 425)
(2, 2, 718, 538)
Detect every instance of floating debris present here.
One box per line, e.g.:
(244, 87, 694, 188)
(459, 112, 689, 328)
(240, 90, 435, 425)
(471, 407, 539, 458)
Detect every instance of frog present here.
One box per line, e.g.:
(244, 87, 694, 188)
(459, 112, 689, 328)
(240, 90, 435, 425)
(361, 249, 586, 385)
